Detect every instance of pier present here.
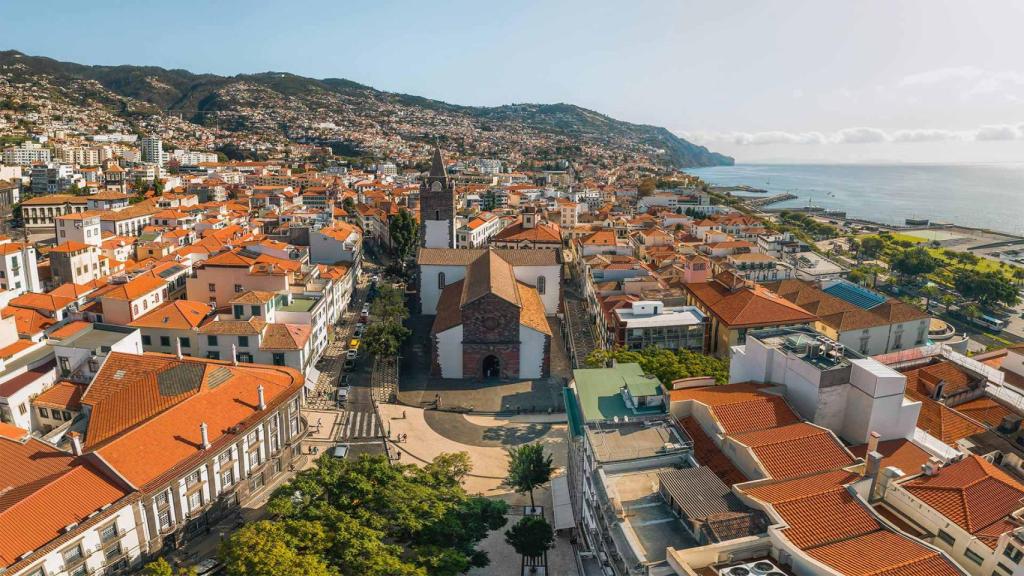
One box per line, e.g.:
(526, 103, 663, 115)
(743, 192, 797, 208)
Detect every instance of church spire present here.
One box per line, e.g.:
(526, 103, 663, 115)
(429, 146, 448, 179)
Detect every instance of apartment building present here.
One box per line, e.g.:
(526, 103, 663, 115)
(0, 242, 41, 296)
(456, 211, 503, 248)
(20, 194, 88, 230)
(610, 300, 707, 352)
(55, 211, 103, 246)
(49, 241, 109, 287)
(309, 222, 361, 264)
(2, 141, 51, 165)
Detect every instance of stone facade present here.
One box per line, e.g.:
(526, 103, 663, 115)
(420, 148, 456, 248)
(461, 293, 521, 379)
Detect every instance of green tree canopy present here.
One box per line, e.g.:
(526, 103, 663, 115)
(362, 320, 411, 358)
(889, 247, 939, 281)
(954, 269, 1020, 308)
(859, 236, 885, 259)
(504, 516, 555, 559)
(141, 558, 197, 576)
(220, 520, 336, 576)
(370, 284, 409, 323)
(245, 454, 507, 576)
(585, 347, 729, 385)
(505, 444, 554, 509)
(389, 209, 419, 262)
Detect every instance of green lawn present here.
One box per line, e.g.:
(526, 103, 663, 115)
(857, 232, 926, 244)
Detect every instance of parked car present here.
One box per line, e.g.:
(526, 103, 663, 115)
(353, 325, 365, 338)
(346, 349, 358, 360)
(340, 374, 351, 385)
(192, 558, 224, 576)
(343, 359, 355, 371)
(329, 444, 349, 459)
(349, 338, 361, 350)
(336, 386, 349, 406)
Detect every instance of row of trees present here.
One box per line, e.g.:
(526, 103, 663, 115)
(363, 284, 411, 358)
(584, 347, 730, 386)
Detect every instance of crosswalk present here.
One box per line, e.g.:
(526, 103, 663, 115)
(340, 406, 381, 440)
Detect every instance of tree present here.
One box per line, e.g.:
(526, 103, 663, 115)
(255, 454, 507, 576)
(889, 247, 938, 283)
(154, 178, 165, 195)
(638, 177, 656, 197)
(362, 320, 411, 357)
(504, 516, 554, 561)
(953, 270, 1020, 308)
(220, 521, 335, 576)
(860, 236, 885, 259)
(847, 268, 869, 286)
(141, 558, 197, 576)
(342, 197, 355, 212)
(506, 444, 554, 509)
(920, 284, 941, 312)
(940, 293, 957, 313)
(389, 209, 419, 262)
(370, 284, 409, 323)
(585, 347, 730, 385)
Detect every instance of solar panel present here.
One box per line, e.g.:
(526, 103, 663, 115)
(823, 281, 886, 310)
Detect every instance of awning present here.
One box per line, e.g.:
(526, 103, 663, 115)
(304, 366, 322, 392)
(551, 475, 575, 531)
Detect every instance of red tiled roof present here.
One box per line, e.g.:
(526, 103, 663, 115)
(0, 437, 130, 569)
(805, 530, 962, 576)
(670, 383, 800, 434)
(685, 281, 816, 328)
(87, 353, 304, 489)
(849, 439, 931, 478)
(904, 454, 1024, 548)
(128, 300, 212, 330)
(33, 381, 85, 411)
(731, 422, 856, 480)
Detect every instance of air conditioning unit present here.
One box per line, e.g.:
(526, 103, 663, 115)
(718, 560, 786, 576)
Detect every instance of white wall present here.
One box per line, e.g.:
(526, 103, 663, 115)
(519, 325, 546, 379)
(436, 326, 462, 378)
(512, 264, 561, 315)
(14, 501, 142, 576)
(423, 219, 452, 248)
(420, 264, 467, 315)
(840, 359, 920, 444)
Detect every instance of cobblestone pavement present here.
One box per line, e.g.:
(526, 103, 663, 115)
(371, 355, 398, 403)
(563, 289, 600, 369)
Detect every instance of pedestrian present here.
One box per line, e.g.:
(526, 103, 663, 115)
(402, 410, 406, 419)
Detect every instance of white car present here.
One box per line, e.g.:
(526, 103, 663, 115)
(346, 349, 358, 360)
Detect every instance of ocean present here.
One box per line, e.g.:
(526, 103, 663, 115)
(685, 164, 1024, 236)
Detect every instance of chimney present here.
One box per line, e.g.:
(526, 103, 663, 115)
(921, 457, 942, 476)
(257, 384, 266, 411)
(867, 431, 880, 455)
(231, 344, 238, 366)
(865, 450, 883, 502)
(175, 337, 183, 360)
(68, 431, 82, 456)
(200, 422, 210, 450)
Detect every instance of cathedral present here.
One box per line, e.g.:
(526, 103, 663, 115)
(416, 148, 561, 380)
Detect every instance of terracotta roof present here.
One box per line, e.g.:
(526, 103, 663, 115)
(805, 530, 963, 576)
(418, 247, 558, 267)
(0, 338, 37, 359)
(678, 417, 748, 486)
(0, 422, 26, 440)
(685, 281, 816, 328)
(2, 306, 55, 335)
(90, 353, 304, 488)
(229, 290, 278, 305)
(99, 274, 166, 301)
(904, 385, 984, 445)
(953, 396, 1015, 428)
(19, 194, 88, 206)
(128, 300, 212, 330)
(260, 323, 311, 350)
(849, 439, 931, 477)
(462, 249, 520, 307)
(48, 240, 91, 253)
(516, 282, 552, 336)
(743, 469, 862, 504)
(32, 381, 85, 411)
(904, 454, 1024, 548)
(492, 219, 561, 243)
(772, 484, 882, 548)
(670, 383, 799, 434)
(731, 422, 857, 480)
(47, 320, 92, 340)
(199, 318, 266, 336)
(202, 250, 255, 268)
(0, 437, 130, 569)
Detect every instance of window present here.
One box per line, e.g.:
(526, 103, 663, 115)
(179, 337, 191, 349)
(142, 334, 152, 346)
(997, 563, 1014, 575)
(62, 544, 84, 565)
(965, 548, 985, 565)
(160, 336, 171, 347)
(234, 284, 243, 293)
(100, 521, 119, 542)
(251, 305, 261, 317)
(273, 353, 285, 366)
(158, 508, 172, 529)
(1005, 544, 1024, 563)
(238, 336, 249, 348)
(536, 275, 546, 295)
(155, 490, 169, 507)
(104, 542, 122, 562)
(937, 529, 956, 546)
(24, 567, 44, 576)
(249, 449, 262, 468)
(18, 403, 27, 416)
(185, 469, 202, 487)
(39, 407, 49, 418)
(188, 490, 203, 512)
(207, 351, 220, 360)
(221, 468, 235, 488)
(208, 335, 218, 346)
(438, 272, 445, 289)
(233, 305, 244, 319)
(218, 448, 233, 465)
(238, 352, 253, 363)
(208, 283, 216, 292)
(290, 414, 300, 436)
(69, 566, 87, 576)
(62, 411, 71, 420)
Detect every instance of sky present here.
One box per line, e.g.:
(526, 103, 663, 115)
(4, 0, 1024, 164)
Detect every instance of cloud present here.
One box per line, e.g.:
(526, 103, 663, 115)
(682, 123, 1024, 146)
(832, 127, 889, 144)
(975, 124, 1021, 141)
(898, 67, 1024, 100)
(890, 129, 963, 143)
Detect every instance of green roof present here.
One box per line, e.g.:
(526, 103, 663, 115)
(571, 362, 664, 423)
(277, 296, 318, 312)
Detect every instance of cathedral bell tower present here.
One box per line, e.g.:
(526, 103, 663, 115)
(420, 147, 456, 248)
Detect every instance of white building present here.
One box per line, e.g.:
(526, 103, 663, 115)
(2, 141, 51, 166)
(418, 248, 561, 316)
(55, 211, 103, 246)
(141, 136, 164, 167)
(456, 211, 503, 248)
(0, 242, 41, 295)
(309, 223, 362, 264)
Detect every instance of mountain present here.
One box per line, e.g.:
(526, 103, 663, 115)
(0, 50, 733, 168)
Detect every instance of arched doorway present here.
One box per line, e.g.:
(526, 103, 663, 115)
(482, 355, 501, 379)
